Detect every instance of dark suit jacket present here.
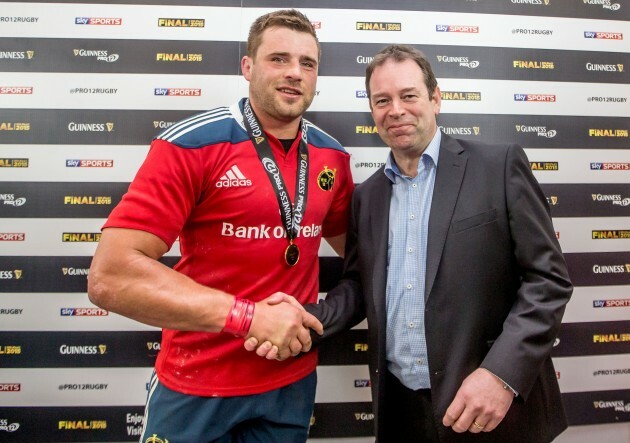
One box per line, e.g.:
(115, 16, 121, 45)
(307, 134, 573, 442)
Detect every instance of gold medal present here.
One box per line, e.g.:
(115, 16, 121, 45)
(285, 243, 300, 266)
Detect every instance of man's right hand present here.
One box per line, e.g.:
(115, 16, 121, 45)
(245, 293, 323, 361)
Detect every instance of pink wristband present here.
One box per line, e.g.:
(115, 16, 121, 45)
(222, 298, 255, 337)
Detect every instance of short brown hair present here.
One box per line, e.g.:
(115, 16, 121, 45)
(365, 44, 438, 99)
(247, 9, 320, 60)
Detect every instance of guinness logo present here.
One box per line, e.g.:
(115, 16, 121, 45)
(317, 166, 336, 191)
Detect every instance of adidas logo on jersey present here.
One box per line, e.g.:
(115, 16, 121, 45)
(216, 165, 252, 188)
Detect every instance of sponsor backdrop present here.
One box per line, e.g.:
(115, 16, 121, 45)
(0, 1, 629, 442)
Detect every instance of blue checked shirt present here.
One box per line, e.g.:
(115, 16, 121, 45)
(384, 130, 441, 390)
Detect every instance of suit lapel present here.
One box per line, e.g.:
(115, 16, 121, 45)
(425, 135, 467, 301)
(367, 171, 391, 328)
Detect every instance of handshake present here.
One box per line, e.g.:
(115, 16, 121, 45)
(236, 292, 322, 361)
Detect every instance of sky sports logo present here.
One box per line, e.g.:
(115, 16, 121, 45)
(584, 31, 623, 40)
(593, 299, 630, 308)
(75, 17, 122, 25)
(66, 159, 113, 167)
(154, 88, 201, 96)
(514, 94, 556, 102)
(590, 162, 630, 170)
(0, 233, 25, 241)
(0, 86, 32, 94)
(60, 308, 108, 316)
(436, 24, 479, 33)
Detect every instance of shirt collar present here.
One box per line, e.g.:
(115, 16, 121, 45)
(384, 129, 441, 183)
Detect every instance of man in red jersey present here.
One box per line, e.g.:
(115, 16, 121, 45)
(88, 9, 353, 442)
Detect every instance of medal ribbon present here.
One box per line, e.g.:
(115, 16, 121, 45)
(242, 99, 309, 255)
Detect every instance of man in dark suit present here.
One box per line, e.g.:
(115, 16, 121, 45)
(304, 45, 573, 442)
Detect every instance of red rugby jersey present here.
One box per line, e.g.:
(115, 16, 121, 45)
(104, 99, 353, 396)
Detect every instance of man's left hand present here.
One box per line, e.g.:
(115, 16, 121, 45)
(442, 368, 514, 434)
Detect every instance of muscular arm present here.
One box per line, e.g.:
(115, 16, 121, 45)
(89, 227, 321, 357)
(89, 228, 233, 331)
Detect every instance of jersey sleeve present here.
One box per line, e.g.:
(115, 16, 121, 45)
(322, 152, 354, 238)
(103, 139, 206, 247)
